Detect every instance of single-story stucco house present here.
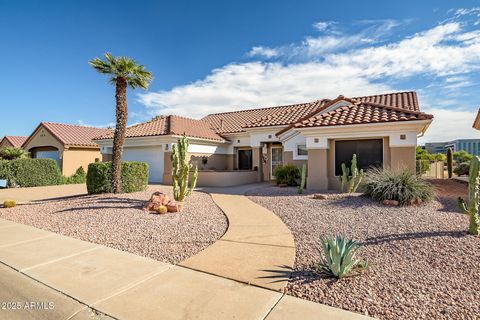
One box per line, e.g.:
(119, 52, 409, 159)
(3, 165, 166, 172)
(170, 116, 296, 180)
(94, 91, 433, 190)
(22, 122, 112, 176)
(0, 136, 28, 149)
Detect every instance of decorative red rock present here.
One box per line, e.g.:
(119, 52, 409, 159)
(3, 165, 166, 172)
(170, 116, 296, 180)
(166, 200, 184, 213)
(143, 192, 170, 212)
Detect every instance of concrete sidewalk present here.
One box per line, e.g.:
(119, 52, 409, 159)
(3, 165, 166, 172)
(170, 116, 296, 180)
(181, 184, 295, 291)
(0, 218, 371, 320)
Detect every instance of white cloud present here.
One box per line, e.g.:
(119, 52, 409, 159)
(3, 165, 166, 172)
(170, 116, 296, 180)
(139, 11, 480, 142)
(247, 46, 279, 58)
(419, 108, 478, 143)
(312, 21, 331, 32)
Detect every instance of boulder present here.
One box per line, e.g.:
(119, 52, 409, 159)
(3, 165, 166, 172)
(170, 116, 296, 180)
(411, 198, 423, 206)
(383, 199, 400, 206)
(166, 200, 184, 213)
(143, 192, 170, 212)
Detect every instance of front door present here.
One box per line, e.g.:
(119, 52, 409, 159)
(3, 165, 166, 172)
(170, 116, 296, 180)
(271, 146, 283, 179)
(238, 149, 253, 170)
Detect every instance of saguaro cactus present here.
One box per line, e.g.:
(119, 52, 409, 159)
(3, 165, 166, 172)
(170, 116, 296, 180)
(171, 135, 198, 202)
(447, 148, 453, 179)
(340, 154, 364, 193)
(458, 156, 480, 235)
(297, 164, 307, 194)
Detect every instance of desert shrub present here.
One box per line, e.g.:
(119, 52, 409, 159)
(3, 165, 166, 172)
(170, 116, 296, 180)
(61, 167, 87, 184)
(453, 162, 469, 176)
(318, 234, 368, 278)
(274, 164, 300, 186)
(454, 150, 473, 164)
(3, 200, 16, 208)
(0, 158, 61, 187)
(0, 147, 28, 160)
(87, 161, 149, 194)
(363, 167, 435, 205)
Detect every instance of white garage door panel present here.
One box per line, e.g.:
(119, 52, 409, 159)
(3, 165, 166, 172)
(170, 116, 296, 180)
(122, 146, 163, 183)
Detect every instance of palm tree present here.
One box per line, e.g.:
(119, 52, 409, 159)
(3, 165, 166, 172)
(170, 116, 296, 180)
(89, 53, 152, 193)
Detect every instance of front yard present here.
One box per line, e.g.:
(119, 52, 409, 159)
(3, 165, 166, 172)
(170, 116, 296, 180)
(246, 179, 479, 320)
(0, 186, 227, 264)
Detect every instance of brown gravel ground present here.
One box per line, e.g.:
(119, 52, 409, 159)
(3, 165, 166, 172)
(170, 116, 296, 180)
(246, 180, 480, 320)
(0, 186, 227, 265)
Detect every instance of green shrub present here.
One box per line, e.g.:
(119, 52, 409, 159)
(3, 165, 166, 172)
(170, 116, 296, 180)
(318, 235, 368, 278)
(274, 164, 300, 186)
(61, 166, 87, 184)
(87, 161, 149, 194)
(453, 162, 469, 176)
(363, 167, 435, 205)
(0, 158, 61, 187)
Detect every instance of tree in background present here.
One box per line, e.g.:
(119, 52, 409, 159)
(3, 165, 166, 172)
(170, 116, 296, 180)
(89, 53, 152, 193)
(0, 147, 28, 160)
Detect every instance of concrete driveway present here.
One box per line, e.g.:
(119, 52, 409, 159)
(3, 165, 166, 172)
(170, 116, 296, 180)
(0, 184, 87, 203)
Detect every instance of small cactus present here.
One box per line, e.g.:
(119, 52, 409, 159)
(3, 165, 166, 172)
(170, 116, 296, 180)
(447, 148, 453, 179)
(458, 156, 480, 235)
(171, 135, 198, 202)
(3, 200, 16, 208)
(157, 205, 168, 214)
(297, 164, 307, 194)
(339, 154, 364, 193)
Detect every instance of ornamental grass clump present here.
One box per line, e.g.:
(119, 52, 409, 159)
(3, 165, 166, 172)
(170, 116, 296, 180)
(363, 167, 435, 205)
(318, 235, 368, 278)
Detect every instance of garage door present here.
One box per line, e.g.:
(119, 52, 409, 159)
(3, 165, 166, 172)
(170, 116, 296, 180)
(36, 151, 61, 166)
(122, 146, 164, 183)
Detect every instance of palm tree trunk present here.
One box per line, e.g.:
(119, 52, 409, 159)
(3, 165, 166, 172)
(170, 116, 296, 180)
(111, 77, 128, 193)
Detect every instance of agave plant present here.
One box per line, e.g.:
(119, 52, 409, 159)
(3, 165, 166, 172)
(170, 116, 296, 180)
(318, 235, 368, 278)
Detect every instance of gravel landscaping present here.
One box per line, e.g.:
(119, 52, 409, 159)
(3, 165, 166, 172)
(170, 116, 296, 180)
(246, 180, 479, 320)
(0, 186, 227, 264)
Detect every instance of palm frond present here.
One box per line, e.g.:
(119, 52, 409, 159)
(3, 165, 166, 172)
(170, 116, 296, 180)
(89, 52, 153, 89)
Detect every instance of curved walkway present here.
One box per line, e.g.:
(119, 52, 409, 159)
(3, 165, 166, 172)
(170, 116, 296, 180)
(180, 184, 295, 292)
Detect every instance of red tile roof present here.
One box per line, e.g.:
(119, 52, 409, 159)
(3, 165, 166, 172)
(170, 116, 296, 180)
(292, 101, 433, 129)
(26, 122, 113, 147)
(353, 91, 419, 112)
(203, 91, 422, 134)
(1, 136, 28, 148)
(95, 115, 225, 142)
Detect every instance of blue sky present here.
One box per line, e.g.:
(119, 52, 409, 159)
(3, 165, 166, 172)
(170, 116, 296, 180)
(1, 1, 480, 143)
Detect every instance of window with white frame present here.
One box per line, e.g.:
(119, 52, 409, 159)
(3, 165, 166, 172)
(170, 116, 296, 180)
(295, 144, 308, 159)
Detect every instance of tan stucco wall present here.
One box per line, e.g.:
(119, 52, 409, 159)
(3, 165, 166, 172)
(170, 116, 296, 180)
(390, 146, 416, 172)
(195, 171, 259, 187)
(252, 147, 262, 182)
(62, 148, 102, 176)
(0, 139, 14, 149)
(189, 153, 232, 171)
(307, 149, 329, 190)
(23, 126, 64, 153)
(283, 151, 308, 169)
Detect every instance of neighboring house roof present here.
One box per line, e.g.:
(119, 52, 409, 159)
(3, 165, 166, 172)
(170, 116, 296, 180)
(292, 101, 433, 129)
(95, 115, 225, 142)
(473, 108, 480, 130)
(0, 136, 28, 148)
(24, 122, 113, 148)
(202, 91, 422, 134)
